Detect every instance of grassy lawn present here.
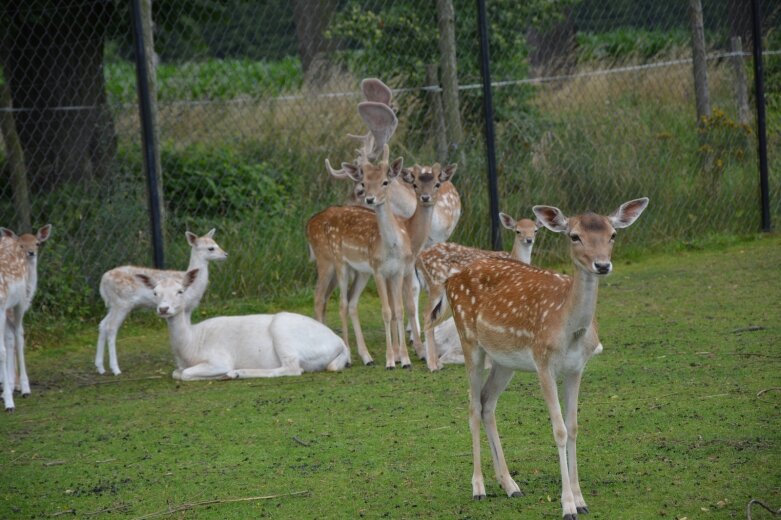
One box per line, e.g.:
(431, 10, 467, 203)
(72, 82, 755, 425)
(1, 234, 779, 519)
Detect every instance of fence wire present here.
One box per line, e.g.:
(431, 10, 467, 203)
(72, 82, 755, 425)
(0, 0, 779, 318)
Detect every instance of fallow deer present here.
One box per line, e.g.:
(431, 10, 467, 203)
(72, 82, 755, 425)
(307, 144, 455, 368)
(419, 214, 540, 368)
(443, 198, 648, 519)
(96, 229, 227, 375)
(0, 224, 52, 411)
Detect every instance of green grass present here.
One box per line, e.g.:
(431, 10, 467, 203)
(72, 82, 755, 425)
(1, 234, 780, 519)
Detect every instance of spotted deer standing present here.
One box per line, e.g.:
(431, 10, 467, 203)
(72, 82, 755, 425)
(0, 224, 52, 411)
(326, 78, 461, 339)
(419, 213, 540, 369)
(95, 229, 227, 375)
(443, 198, 648, 519)
(308, 141, 455, 368)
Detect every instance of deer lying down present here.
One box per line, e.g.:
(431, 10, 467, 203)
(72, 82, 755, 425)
(138, 269, 350, 380)
(96, 229, 227, 376)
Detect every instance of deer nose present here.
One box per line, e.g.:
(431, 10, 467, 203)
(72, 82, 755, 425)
(365, 196, 376, 205)
(158, 306, 170, 316)
(524, 238, 533, 245)
(594, 262, 612, 275)
(420, 194, 432, 203)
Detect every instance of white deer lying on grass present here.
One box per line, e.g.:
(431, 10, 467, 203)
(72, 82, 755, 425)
(0, 225, 52, 406)
(95, 229, 227, 376)
(138, 269, 350, 380)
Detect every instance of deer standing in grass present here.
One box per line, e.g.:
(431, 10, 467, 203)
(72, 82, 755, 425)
(95, 229, 227, 375)
(326, 79, 462, 340)
(138, 269, 349, 380)
(443, 198, 648, 519)
(0, 225, 51, 409)
(419, 214, 539, 369)
(308, 141, 455, 368)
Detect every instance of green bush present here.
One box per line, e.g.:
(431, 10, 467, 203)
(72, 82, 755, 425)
(577, 28, 690, 63)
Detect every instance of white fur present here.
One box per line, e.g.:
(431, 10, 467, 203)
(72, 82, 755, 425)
(95, 229, 227, 375)
(142, 270, 350, 380)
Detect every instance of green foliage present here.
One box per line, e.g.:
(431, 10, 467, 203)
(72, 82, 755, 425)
(577, 28, 690, 62)
(104, 57, 302, 104)
(160, 145, 289, 219)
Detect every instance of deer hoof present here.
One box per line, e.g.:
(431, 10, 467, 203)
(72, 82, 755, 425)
(563, 514, 578, 520)
(472, 494, 486, 501)
(22, 393, 30, 398)
(5, 407, 14, 413)
(510, 491, 523, 498)
(365, 360, 375, 366)
(577, 507, 589, 514)
(402, 364, 411, 369)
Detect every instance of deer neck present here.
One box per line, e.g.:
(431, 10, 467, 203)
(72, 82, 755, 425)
(510, 242, 533, 264)
(187, 251, 210, 273)
(406, 202, 435, 256)
(563, 267, 600, 336)
(166, 310, 195, 361)
(374, 200, 408, 254)
(25, 259, 38, 304)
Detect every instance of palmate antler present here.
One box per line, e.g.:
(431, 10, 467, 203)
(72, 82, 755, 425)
(325, 79, 398, 178)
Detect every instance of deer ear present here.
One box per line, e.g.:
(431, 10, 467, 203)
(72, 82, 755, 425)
(440, 163, 457, 182)
(184, 268, 200, 289)
(498, 212, 516, 231)
(342, 163, 363, 182)
(361, 78, 393, 106)
(36, 224, 52, 243)
(533, 205, 569, 233)
(136, 274, 156, 290)
(205, 228, 216, 238)
(0, 228, 18, 240)
(388, 157, 404, 179)
(185, 231, 198, 246)
(609, 197, 649, 229)
(401, 167, 415, 184)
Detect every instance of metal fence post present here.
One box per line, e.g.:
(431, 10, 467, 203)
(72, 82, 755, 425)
(476, 0, 501, 251)
(750, 0, 771, 232)
(130, 0, 165, 267)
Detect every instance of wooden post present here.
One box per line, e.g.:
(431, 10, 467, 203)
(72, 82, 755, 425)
(425, 64, 448, 164)
(435, 0, 463, 164)
(689, 0, 711, 126)
(0, 83, 31, 232)
(730, 36, 750, 126)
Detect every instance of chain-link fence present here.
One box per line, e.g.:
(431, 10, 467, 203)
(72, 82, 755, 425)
(1, 0, 779, 319)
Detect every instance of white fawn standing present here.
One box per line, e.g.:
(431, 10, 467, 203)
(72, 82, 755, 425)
(95, 229, 227, 375)
(419, 214, 539, 369)
(138, 269, 349, 380)
(443, 198, 648, 519)
(0, 224, 52, 411)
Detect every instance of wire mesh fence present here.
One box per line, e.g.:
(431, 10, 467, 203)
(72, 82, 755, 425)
(0, 0, 779, 319)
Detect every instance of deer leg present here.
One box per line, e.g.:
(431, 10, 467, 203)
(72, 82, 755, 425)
(347, 272, 373, 366)
(564, 371, 588, 514)
(423, 283, 446, 371)
(402, 273, 423, 361)
(97, 305, 130, 375)
(538, 368, 578, 519)
(374, 274, 395, 369)
(313, 261, 336, 323)
(464, 345, 487, 498)
(390, 275, 411, 368)
(226, 365, 304, 378)
(4, 315, 17, 392)
(406, 270, 421, 343)
(174, 362, 233, 381)
(481, 364, 522, 497)
(11, 312, 30, 396)
(336, 264, 354, 361)
(0, 311, 14, 411)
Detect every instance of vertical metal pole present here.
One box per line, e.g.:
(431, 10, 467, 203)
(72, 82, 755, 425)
(476, 0, 501, 251)
(130, 0, 165, 267)
(751, 0, 771, 232)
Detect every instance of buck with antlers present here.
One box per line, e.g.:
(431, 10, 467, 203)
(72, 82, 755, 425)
(442, 198, 648, 519)
(419, 213, 540, 369)
(308, 139, 455, 368)
(325, 79, 461, 341)
(0, 225, 52, 410)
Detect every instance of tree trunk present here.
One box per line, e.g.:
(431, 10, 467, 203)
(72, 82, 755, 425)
(689, 0, 711, 126)
(425, 64, 448, 164)
(526, 9, 577, 79)
(0, 83, 31, 232)
(730, 37, 750, 126)
(291, 0, 338, 86)
(435, 0, 463, 163)
(0, 2, 117, 190)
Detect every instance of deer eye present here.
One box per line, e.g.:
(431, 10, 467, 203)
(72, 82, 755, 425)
(177, 290, 184, 295)
(435, 182, 441, 188)
(570, 234, 581, 243)
(610, 232, 617, 241)
(382, 180, 389, 186)
(208, 247, 215, 251)
(412, 183, 418, 189)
